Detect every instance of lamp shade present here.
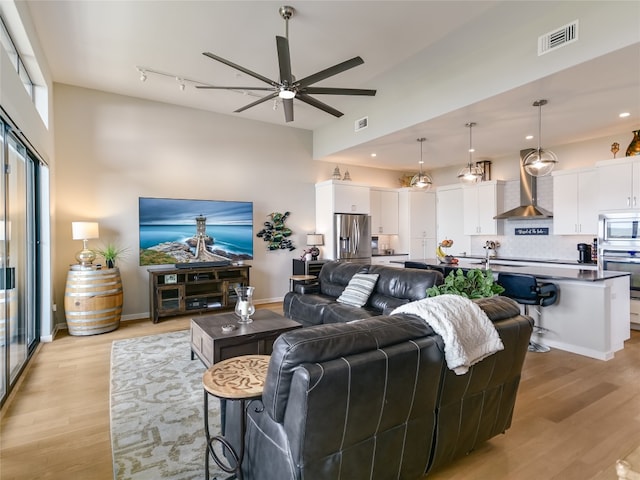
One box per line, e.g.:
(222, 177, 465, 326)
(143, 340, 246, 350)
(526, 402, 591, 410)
(72, 222, 99, 240)
(306, 233, 324, 246)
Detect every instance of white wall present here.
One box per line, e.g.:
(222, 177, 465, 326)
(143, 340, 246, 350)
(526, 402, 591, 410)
(52, 84, 403, 326)
(313, 1, 640, 159)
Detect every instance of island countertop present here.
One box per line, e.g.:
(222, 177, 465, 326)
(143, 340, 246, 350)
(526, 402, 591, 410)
(396, 258, 630, 282)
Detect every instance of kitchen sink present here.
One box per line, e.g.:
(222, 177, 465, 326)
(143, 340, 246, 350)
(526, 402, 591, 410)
(468, 261, 525, 267)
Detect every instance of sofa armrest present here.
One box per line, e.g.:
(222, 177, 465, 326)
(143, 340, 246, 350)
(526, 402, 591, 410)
(294, 282, 319, 294)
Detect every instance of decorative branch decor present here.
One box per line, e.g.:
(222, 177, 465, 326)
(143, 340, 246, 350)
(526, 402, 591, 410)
(256, 212, 296, 251)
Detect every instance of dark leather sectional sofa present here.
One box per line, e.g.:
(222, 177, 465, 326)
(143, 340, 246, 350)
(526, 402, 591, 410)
(227, 261, 533, 479)
(283, 261, 444, 326)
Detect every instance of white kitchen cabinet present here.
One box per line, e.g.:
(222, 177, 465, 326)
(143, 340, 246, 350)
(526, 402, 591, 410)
(315, 180, 371, 260)
(436, 185, 470, 255)
(370, 188, 399, 234)
(552, 168, 598, 235)
(596, 157, 640, 211)
(398, 189, 436, 258)
(462, 181, 504, 235)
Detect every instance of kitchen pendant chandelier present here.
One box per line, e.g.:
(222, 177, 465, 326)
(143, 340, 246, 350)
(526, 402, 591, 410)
(458, 122, 483, 185)
(522, 99, 558, 177)
(410, 137, 433, 189)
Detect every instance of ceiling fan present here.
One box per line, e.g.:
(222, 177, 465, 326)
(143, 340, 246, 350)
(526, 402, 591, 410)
(196, 5, 377, 123)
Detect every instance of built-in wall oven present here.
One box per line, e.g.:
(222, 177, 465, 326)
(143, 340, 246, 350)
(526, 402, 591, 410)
(598, 212, 640, 300)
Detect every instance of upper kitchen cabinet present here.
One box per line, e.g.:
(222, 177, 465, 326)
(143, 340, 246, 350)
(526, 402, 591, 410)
(552, 168, 598, 235)
(462, 181, 505, 235)
(370, 188, 399, 234)
(596, 157, 640, 211)
(316, 180, 371, 260)
(436, 184, 470, 255)
(398, 189, 436, 258)
(316, 180, 370, 214)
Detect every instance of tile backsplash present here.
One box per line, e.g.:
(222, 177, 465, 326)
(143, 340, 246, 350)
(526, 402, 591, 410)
(469, 177, 596, 261)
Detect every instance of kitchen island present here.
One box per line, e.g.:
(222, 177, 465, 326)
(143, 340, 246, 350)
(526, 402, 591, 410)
(400, 258, 631, 361)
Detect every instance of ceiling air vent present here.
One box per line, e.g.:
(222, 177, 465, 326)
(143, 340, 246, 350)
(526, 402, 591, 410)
(538, 20, 578, 56)
(355, 116, 368, 132)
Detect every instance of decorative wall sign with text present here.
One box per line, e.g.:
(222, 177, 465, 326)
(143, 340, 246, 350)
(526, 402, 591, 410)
(515, 227, 549, 236)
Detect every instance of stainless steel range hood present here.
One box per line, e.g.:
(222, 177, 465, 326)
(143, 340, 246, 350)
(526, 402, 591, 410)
(494, 149, 553, 220)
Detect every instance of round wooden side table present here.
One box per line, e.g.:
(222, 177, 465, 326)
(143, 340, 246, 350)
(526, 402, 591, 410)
(202, 354, 270, 480)
(289, 274, 317, 292)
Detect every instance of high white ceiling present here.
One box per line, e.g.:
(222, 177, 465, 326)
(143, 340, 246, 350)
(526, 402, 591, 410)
(20, 0, 640, 172)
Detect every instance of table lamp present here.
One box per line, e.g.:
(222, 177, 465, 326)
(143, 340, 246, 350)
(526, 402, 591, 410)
(72, 221, 99, 269)
(306, 233, 324, 260)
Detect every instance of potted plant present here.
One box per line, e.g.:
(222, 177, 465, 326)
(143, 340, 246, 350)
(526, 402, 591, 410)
(426, 268, 504, 299)
(96, 243, 128, 268)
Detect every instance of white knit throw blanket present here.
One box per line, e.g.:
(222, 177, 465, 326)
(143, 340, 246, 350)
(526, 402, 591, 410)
(391, 295, 504, 375)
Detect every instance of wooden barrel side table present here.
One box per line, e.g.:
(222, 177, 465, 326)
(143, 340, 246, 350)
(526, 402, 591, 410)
(202, 354, 270, 480)
(64, 267, 123, 336)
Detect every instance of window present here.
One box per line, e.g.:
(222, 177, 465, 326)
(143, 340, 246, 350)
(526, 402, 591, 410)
(0, 16, 34, 100)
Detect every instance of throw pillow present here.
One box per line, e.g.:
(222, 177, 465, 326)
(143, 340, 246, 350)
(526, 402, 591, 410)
(337, 273, 380, 307)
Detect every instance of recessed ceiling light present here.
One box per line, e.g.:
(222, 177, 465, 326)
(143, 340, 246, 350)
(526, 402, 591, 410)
(371, 153, 377, 157)
(526, 135, 534, 140)
(620, 112, 631, 118)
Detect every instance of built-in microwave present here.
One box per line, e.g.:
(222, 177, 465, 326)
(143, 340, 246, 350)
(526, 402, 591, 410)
(598, 212, 640, 243)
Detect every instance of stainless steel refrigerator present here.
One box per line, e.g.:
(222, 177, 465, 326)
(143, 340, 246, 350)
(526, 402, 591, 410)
(334, 213, 371, 262)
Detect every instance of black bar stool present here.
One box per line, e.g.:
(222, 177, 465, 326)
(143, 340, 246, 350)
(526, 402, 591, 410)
(497, 272, 558, 352)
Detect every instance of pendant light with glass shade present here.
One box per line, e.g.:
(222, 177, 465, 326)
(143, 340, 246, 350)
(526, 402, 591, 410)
(522, 99, 558, 177)
(410, 137, 433, 189)
(458, 122, 483, 184)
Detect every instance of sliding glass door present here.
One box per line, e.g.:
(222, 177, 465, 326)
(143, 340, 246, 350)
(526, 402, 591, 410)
(0, 118, 40, 407)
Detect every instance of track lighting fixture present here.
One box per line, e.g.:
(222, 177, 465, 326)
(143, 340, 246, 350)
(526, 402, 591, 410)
(176, 77, 186, 91)
(138, 68, 147, 82)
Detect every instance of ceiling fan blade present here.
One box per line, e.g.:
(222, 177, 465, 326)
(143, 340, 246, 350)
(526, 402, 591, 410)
(304, 87, 377, 96)
(296, 56, 365, 88)
(195, 86, 274, 91)
(296, 93, 343, 118)
(202, 52, 276, 86)
(234, 92, 278, 113)
(276, 36, 293, 84)
(283, 98, 294, 123)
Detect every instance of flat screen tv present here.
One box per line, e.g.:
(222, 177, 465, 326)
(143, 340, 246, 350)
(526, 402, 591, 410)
(138, 197, 253, 266)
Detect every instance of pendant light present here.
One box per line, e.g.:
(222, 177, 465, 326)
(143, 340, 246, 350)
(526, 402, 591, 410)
(410, 138, 433, 189)
(523, 99, 558, 177)
(458, 122, 483, 185)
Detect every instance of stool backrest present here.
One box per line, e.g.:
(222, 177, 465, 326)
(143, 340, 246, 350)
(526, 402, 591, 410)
(498, 273, 539, 305)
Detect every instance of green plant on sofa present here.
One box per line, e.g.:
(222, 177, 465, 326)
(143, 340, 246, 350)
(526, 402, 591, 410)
(426, 268, 504, 299)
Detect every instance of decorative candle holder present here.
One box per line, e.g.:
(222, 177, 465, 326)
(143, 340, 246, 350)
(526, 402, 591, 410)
(234, 286, 255, 324)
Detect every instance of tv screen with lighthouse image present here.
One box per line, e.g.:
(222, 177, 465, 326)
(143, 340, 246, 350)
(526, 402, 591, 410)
(138, 197, 253, 266)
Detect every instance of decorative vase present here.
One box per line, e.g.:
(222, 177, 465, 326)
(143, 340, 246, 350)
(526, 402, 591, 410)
(626, 130, 640, 157)
(234, 286, 255, 324)
(106, 259, 115, 269)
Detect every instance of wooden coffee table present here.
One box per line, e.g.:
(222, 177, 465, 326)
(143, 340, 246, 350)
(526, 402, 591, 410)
(190, 309, 301, 367)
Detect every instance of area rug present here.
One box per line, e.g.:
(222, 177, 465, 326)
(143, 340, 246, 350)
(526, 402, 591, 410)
(110, 330, 224, 480)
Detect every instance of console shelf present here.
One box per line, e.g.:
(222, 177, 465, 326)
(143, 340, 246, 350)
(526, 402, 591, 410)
(148, 265, 250, 323)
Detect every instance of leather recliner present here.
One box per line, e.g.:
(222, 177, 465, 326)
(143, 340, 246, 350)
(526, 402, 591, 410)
(229, 296, 533, 480)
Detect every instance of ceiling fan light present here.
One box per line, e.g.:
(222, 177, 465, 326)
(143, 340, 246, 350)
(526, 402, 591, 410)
(278, 88, 295, 99)
(523, 148, 558, 177)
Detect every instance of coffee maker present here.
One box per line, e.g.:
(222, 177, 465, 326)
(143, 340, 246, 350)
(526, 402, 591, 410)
(577, 243, 592, 263)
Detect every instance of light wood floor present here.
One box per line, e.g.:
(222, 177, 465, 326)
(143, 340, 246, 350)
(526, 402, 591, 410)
(1, 305, 639, 480)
